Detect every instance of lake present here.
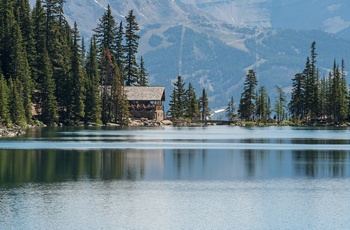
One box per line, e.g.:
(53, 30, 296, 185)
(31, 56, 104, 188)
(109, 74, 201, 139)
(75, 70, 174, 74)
(1, 126, 350, 229)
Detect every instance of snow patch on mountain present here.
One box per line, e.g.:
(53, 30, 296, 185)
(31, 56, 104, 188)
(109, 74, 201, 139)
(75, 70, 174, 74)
(324, 16, 350, 34)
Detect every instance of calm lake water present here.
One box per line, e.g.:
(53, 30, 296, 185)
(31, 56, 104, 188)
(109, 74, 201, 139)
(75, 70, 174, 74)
(1, 126, 350, 229)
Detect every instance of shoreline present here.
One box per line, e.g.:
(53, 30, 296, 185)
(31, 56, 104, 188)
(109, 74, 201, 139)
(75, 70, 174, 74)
(0, 128, 26, 137)
(2, 119, 349, 138)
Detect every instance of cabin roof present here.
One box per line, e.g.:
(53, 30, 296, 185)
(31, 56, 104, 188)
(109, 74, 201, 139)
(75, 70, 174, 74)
(124, 86, 166, 101)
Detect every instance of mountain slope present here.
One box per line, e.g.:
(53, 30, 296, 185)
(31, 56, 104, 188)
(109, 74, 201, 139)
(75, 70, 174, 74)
(29, 0, 350, 109)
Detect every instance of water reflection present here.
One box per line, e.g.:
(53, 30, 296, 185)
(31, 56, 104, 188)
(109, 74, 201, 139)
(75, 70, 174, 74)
(0, 149, 163, 184)
(1, 148, 350, 185)
(293, 150, 348, 177)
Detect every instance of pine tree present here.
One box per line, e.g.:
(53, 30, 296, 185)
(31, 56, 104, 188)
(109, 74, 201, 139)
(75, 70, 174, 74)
(138, 56, 148, 86)
(168, 88, 178, 120)
(43, 0, 71, 123)
(256, 86, 270, 121)
(93, 4, 117, 55)
(169, 76, 187, 119)
(0, 1, 33, 125)
(9, 78, 26, 126)
(0, 74, 10, 125)
(40, 49, 58, 125)
(329, 61, 339, 121)
(124, 10, 140, 86)
(339, 59, 348, 122)
(111, 63, 129, 125)
(32, 0, 47, 87)
(238, 69, 258, 121)
(115, 21, 125, 80)
(304, 41, 319, 118)
(14, 0, 36, 78)
(329, 59, 349, 123)
(0, 0, 16, 78)
(8, 20, 33, 124)
(185, 83, 199, 120)
(199, 88, 210, 121)
(0, 0, 3, 70)
(289, 73, 305, 120)
(68, 22, 85, 125)
(318, 76, 328, 120)
(225, 96, 236, 122)
(274, 86, 287, 122)
(84, 37, 102, 124)
(100, 48, 129, 124)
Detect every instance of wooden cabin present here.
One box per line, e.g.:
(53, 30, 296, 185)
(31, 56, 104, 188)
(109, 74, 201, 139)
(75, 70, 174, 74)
(124, 86, 166, 121)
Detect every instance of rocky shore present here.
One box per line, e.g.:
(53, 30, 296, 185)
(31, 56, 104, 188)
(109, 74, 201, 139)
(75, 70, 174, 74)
(0, 127, 26, 137)
(129, 119, 173, 126)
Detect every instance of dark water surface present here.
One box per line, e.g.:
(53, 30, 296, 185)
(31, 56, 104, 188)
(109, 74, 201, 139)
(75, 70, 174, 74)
(1, 126, 350, 229)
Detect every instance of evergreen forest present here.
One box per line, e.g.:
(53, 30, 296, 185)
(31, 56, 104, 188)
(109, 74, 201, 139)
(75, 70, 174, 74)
(1, 0, 349, 127)
(0, 0, 152, 126)
(228, 41, 350, 126)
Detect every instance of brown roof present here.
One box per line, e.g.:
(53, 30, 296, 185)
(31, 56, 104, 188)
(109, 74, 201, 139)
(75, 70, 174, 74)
(124, 86, 165, 101)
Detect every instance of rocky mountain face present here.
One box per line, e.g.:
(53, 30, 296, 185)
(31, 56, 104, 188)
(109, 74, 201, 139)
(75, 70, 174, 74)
(29, 0, 350, 109)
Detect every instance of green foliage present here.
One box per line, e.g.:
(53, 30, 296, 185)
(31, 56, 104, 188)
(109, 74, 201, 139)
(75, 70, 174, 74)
(93, 4, 117, 54)
(185, 83, 199, 120)
(289, 73, 305, 120)
(40, 49, 58, 125)
(115, 22, 125, 80)
(256, 86, 271, 120)
(168, 76, 187, 119)
(125, 10, 140, 86)
(0, 0, 149, 127)
(100, 49, 129, 125)
(138, 56, 148, 86)
(238, 70, 258, 121)
(168, 77, 204, 121)
(84, 37, 102, 124)
(9, 78, 26, 126)
(274, 86, 287, 122)
(225, 96, 236, 121)
(0, 75, 10, 125)
(67, 22, 86, 125)
(288, 42, 349, 124)
(43, 0, 72, 122)
(199, 88, 210, 121)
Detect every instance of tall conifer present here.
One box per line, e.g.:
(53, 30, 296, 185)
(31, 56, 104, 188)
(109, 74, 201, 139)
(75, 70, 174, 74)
(68, 22, 85, 125)
(8, 20, 32, 124)
(0, 75, 10, 125)
(256, 86, 270, 120)
(185, 83, 199, 120)
(289, 73, 305, 120)
(169, 76, 186, 119)
(93, 5, 117, 55)
(124, 10, 140, 86)
(199, 89, 210, 121)
(43, 0, 71, 122)
(9, 78, 26, 126)
(15, 0, 36, 77)
(238, 69, 257, 121)
(85, 37, 102, 124)
(138, 56, 148, 86)
(274, 86, 287, 122)
(226, 96, 236, 122)
(115, 22, 125, 80)
(40, 49, 58, 125)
